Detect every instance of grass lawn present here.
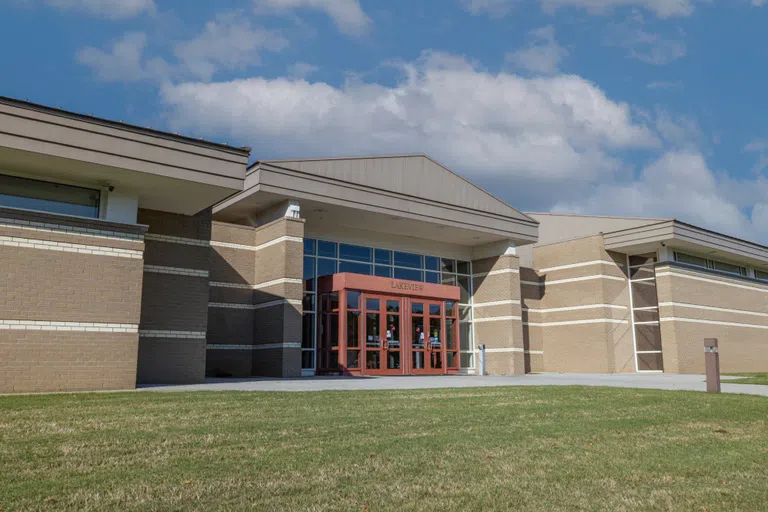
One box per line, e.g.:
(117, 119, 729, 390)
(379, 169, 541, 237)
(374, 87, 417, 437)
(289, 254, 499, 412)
(1, 387, 767, 511)
(726, 373, 768, 386)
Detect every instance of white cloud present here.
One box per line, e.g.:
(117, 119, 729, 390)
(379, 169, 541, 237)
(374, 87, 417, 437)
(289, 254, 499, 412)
(174, 13, 288, 81)
(506, 25, 568, 75)
(554, 151, 768, 243)
(288, 62, 320, 78)
(42, 0, 154, 18)
(460, 0, 518, 17)
(743, 138, 768, 173)
(160, 51, 658, 193)
(646, 80, 682, 89)
(541, 0, 696, 18)
(605, 16, 687, 66)
(78, 14, 287, 83)
(254, 0, 371, 36)
(76, 32, 162, 82)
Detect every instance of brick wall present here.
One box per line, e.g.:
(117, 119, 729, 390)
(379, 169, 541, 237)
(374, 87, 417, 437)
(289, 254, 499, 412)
(0, 207, 146, 393)
(206, 217, 305, 378)
(136, 208, 211, 385)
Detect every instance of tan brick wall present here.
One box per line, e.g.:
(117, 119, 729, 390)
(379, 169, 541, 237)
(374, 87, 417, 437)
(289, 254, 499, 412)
(0, 332, 138, 393)
(655, 264, 768, 374)
(137, 208, 211, 385)
(205, 217, 305, 378)
(0, 207, 145, 393)
(471, 253, 525, 374)
(523, 236, 635, 374)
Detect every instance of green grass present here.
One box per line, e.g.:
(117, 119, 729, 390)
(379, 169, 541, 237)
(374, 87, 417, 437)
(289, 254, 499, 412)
(1, 387, 767, 511)
(726, 373, 768, 386)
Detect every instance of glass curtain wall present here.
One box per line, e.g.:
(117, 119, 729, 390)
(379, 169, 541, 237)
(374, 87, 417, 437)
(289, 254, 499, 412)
(302, 238, 474, 372)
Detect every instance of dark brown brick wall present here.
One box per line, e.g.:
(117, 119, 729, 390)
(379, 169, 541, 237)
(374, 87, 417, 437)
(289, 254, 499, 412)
(137, 208, 211, 385)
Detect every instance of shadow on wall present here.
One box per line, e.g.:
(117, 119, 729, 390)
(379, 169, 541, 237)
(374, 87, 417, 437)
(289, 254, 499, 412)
(206, 245, 302, 379)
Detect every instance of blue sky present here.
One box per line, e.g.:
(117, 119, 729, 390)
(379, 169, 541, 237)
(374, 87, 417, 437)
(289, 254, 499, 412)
(3, 0, 768, 242)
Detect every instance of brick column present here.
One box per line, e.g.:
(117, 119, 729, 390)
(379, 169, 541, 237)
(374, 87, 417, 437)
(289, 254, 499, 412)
(471, 252, 525, 374)
(251, 216, 305, 377)
(136, 208, 212, 385)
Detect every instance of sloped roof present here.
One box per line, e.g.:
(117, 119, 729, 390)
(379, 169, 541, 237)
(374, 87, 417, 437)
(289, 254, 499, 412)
(256, 154, 535, 223)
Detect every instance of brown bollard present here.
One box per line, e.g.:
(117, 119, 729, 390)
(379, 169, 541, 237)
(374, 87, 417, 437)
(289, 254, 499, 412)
(704, 338, 721, 393)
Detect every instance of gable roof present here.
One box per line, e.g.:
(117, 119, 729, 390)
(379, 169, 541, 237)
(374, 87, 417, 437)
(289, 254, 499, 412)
(255, 154, 536, 224)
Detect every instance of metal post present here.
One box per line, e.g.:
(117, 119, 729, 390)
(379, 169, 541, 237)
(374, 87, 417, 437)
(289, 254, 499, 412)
(478, 344, 486, 376)
(704, 338, 721, 393)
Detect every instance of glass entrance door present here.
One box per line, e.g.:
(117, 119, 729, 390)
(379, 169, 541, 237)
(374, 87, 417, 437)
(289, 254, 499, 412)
(363, 295, 404, 374)
(411, 301, 446, 374)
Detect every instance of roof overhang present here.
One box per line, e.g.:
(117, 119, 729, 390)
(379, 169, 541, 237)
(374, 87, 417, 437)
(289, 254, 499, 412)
(603, 220, 768, 269)
(214, 161, 539, 248)
(0, 97, 250, 215)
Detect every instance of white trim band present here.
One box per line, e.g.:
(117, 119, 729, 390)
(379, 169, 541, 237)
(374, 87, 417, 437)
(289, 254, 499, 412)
(144, 265, 209, 278)
(473, 315, 522, 323)
(473, 299, 521, 308)
(484, 347, 524, 353)
(210, 281, 253, 290)
(254, 278, 303, 289)
(538, 260, 622, 273)
(523, 304, 627, 313)
(144, 233, 210, 247)
(525, 319, 628, 327)
(655, 270, 768, 293)
(209, 299, 302, 310)
(660, 317, 768, 330)
(658, 302, 768, 318)
(0, 235, 143, 259)
(0, 320, 138, 333)
(212, 236, 302, 252)
(522, 275, 625, 287)
(472, 268, 520, 278)
(0, 216, 143, 242)
(139, 330, 207, 339)
(207, 343, 302, 350)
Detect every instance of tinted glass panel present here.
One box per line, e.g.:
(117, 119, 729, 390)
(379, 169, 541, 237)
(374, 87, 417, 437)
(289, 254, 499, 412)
(339, 244, 373, 263)
(445, 301, 456, 317)
(329, 292, 339, 311)
(442, 273, 457, 287)
(460, 352, 473, 369)
(329, 313, 339, 347)
(446, 318, 456, 350)
(303, 257, 315, 291)
(301, 351, 314, 369)
(425, 256, 440, 271)
(459, 322, 472, 351)
(317, 258, 336, 277)
(394, 251, 422, 269)
(386, 300, 400, 313)
(637, 352, 664, 371)
(756, 270, 768, 281)
(347, 312, 360, 348)
(339, 261, 372, 276)
(458, 276, 471, 303)
(629, 254, 656, 267)
(347, 350, 360, 369)
(632, 281, 658, 309)
(630, 266, 655, 280)
(374, 249, 392, 265)
(394, 267, 422, 282)
(459, 306, 472, 322)
(712, 260, 746, 276)
(457, 261, 471, 275)
(0, 174, 100, 218)
(634, 309, 659, 323)
(317, 240, 337, 258)
(366, 298, 380, 311)
(304, 238, 316, 256)
(635, 325, 663, 352)
(374, 266, 393, 278)
(441, 259, 456, 273)
(347, 291, 361, 310)
(425, 272, 440, 284)
(302, 314, 314, 349)
(429, 304, 441, 316)
(412, 302, 424, 315)
(675, 252, 707, 268)
(302, 293, 314, 312)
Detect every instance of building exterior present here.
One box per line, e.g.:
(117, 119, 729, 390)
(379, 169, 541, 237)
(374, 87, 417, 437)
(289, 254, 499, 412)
(1, 96, 767, 393)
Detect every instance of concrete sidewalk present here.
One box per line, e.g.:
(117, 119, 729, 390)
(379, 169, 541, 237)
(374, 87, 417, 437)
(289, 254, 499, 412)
(140, 373, 768, 397)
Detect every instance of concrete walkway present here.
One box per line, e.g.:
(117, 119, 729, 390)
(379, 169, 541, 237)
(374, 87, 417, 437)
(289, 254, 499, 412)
(140, 373, 768, 397)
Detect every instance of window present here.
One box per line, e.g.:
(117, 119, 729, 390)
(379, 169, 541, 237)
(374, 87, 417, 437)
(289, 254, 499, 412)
(0, 174, 100, 218)
(675, 252, 708, 268)
(675, 252, 746, 277)
(756, 270, 768, 281)
(339, 244, 372, 263)
(394, 251, 422, 269)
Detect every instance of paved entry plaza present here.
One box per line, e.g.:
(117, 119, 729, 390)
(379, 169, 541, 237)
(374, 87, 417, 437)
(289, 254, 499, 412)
(140, 372, 768, 396)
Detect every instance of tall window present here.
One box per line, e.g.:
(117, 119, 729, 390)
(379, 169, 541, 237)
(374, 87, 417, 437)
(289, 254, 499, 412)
(0, 174, 100, 218)
(674, 252, 747, 277)
(302, 238, 474, 372)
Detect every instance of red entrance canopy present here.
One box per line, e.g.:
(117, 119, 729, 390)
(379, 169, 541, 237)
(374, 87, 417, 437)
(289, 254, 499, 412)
(317, 273, 460, 301)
